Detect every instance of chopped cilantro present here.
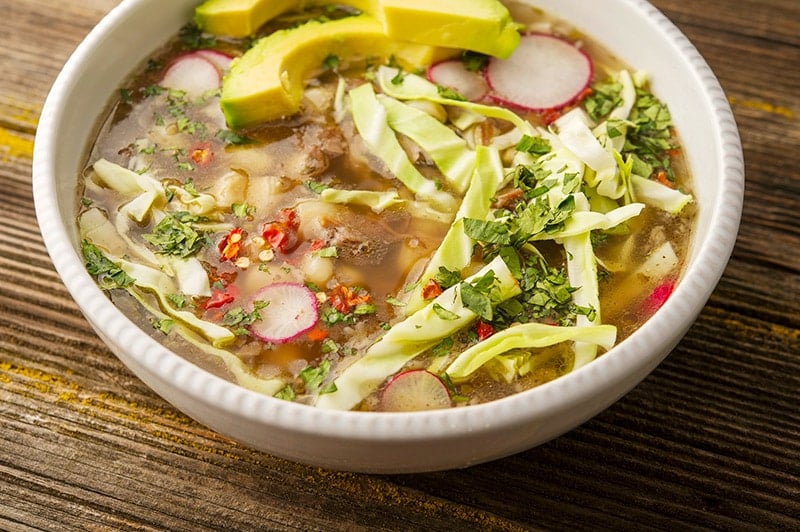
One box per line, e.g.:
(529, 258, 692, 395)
(304, 180, 329, 194)
(433, 267, 462, 290)
(432, 303, 460, 321)
(459, 282, 494, 321)
(582, 79, 623, 121)
(431, 337, 454, 357)
(142, 211, 210, 257)
(81, 241, 135, 289)
(232, 202, 256, 218)
(516, 135, 551, 155)
(119, 88, 133, 104)
(353, 302, 376, 315)
(322, 54, 340, 71)
(141, 85, 166, 98)
(436, 85, 467, 101)
(315, 246, 338, 258)
(182, 179, 200, 196)
(179, 23, 216, 49)
(221, 301, 266, 334)
(320, 306, 354, 326)
(624, 87, 679, 180)
(217, 129, 253, 145)
(320, 338, 340, 354)
(461, 51, 488, 72)
(385, 295, 405, 307)
(151, 318, 174, 334)
(274, 385, 296, 402)
(300, 359, 333, 394)
(167, 293, 188, 309)
(463, 218, 512, 244)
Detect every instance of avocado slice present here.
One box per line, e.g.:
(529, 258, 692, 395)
(220, 15, 456, 128)
(379, 0, 520, 59)
(195, 0, 520, 58)
(195, 0, 297, 37)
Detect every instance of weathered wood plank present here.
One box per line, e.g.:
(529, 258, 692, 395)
(0, 0, 798, 529)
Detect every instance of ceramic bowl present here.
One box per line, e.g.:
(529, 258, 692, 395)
(33, 0, 743, 473)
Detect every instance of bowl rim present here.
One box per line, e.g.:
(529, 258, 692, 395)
(32, 0, 744, 449)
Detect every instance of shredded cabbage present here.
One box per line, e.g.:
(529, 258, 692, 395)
(529, 203, 645, 241)
(376, 67, 535, 136)
(129, 289, 285, 396)
(558, 194, 602, 369)
(631, 175, 693, 214)
(405, 145, 505, 314)
(315, 256, 521, 410)
(319, 188, 404, 212)
(348, 82, 457, 212)
(446, 322, 616, 380)
(555, 108, 621, 199)
(378, 94, 476, 193)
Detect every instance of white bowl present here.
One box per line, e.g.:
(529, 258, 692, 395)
(33, 0, 743, 473)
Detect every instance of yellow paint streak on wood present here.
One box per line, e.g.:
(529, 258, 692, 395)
(728, 95, 794, 119)
(0, 359, 260, 463)
(0, 126, 34, 161)
(0, 97, 41, 128)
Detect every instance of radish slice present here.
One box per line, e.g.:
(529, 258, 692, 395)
(486, 33, 593, 111)
(427, 60, 489, 102)
(248, 282, 319, 344)
(640, 277, 676, 316)
(379, 370, 452, 412)
(195, 49, 234, 73)
(161, 52, 221, 98)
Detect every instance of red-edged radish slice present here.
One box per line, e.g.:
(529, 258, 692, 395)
(161, 52, 221, 98)
(427, 60, 489, 102)
(248, 282, 319, 344)
(640, 277, 676, 316)
(379, 370, 452, 412)
(195, 49, 234, 73)
(486, 33, 593, 111)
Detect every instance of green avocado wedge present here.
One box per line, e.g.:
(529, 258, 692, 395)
(219, 15, 459, 128)
(195, 0, 520, 59)
(209, 0, 522, 128)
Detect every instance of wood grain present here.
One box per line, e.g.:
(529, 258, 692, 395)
(1, 0, 798, 529)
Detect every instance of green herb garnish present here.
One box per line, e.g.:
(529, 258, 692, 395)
(81, 241, 135, 289)
(142, 211, 209, 257)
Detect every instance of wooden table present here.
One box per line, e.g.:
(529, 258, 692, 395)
(2, 0, 798, 529)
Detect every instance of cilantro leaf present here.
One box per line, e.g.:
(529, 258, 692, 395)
(81, 241, 135, 289)
(142, 211, 210, 257)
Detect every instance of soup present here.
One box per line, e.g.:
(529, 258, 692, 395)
(77, 0, 695, 412)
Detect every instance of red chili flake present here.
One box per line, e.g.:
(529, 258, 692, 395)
(203, 285, 238, 310)
(475, 320, 495, 341)
(306, 327, 329, 342)
(218, 227, 244, 261)
(188, 142, 214, 167)
(277, 208, 298, 229)
(421, 279, 443, 300)
(208, 269, 237, 288)
(654, 169, 674, 189)
(540, 108, 562, 125)
(262, 209, 300, 253)
(309, 239, 326, 251)
(576, 86, 593, 104)
(328, 284, 371, 314)
(262, 221, 298, 253)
